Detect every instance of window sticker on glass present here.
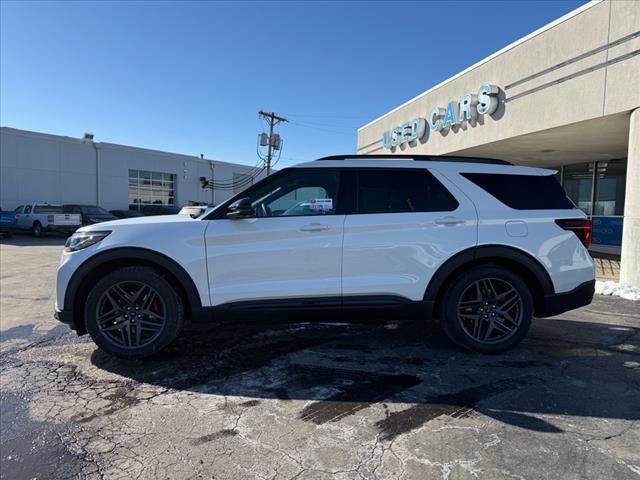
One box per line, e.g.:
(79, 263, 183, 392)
(309, 198, 333, 213)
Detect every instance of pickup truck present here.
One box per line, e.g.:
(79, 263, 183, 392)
(14, 203, 81, 237)
(0, 208, 17, 237)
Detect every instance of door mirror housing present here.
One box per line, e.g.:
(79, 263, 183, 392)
(226, 197, 255, 219)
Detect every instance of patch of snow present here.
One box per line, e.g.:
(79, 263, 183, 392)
(595, 281, 640, 301)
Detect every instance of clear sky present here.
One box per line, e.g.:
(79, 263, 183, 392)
(1, 0, 587, 168)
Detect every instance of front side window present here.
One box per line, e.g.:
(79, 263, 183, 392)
(24, 205, 32, 213)
(356, 170, 458, 214)
(235, 169, 340, 218)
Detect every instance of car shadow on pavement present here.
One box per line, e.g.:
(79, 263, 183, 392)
(90, 314, 640, 438)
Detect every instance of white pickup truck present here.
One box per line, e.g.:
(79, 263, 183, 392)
(14, 203, 81, 237)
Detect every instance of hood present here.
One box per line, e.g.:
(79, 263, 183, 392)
(78, 214, 196, 232)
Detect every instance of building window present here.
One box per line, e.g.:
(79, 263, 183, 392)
(594, 159, 626, 216)
(128, 169, 176, 211)
(562, 162, 594, 216)
(233, 173, 253, 194)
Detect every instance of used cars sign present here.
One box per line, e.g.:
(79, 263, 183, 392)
(382, 84, 500, 150)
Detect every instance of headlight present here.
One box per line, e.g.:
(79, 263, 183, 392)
(64, 231, 111, 252)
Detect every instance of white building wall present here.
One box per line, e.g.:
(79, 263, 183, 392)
(0, 127, 263, 211)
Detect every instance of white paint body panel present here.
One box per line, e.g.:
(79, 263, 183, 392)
(56, 215, 210, 309)
(342, 170, 478, 301)
(204, 216, 345, 305)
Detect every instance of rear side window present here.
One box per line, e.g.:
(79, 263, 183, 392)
(461, 173, 575, 210)
(357, 170, 458, 214)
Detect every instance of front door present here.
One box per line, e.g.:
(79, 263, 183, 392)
(204, 168, 345, 306)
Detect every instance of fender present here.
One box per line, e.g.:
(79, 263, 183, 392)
(423, 244, 554, 307)
(64, 247, 202, 312)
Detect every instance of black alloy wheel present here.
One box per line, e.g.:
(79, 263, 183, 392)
(441, 265, 533, 353)
(85, 266, 184, 358)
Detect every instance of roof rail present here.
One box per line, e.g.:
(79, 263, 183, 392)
(316, 154, 513, 166)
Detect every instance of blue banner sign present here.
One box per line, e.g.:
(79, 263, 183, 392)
(591, 216, 623, 246)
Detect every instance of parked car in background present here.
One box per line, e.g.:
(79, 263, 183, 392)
(0, 208, 17, 238)
(63, 205, 117, 226)
(14, 203, 81, 237)
(178, 205, 211, 218)
(109, 209, 145, 219)
(141, 205, 181, 216)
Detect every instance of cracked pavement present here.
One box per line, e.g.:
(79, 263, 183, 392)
(1, 236, 639, 479)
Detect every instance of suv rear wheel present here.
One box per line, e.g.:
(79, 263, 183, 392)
(85, 266, 184, 359)
(440, 265, 532, 353)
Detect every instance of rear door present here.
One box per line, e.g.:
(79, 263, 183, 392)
(342, 168, 477, 302)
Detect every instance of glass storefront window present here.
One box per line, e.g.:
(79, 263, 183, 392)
(594, 159, 626, 216)
(562, 163, 593, 216)
(128, 169, 176, 210)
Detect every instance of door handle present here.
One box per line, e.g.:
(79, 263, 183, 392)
(435, 216, 465, 225)
(299, 223, 329, 232)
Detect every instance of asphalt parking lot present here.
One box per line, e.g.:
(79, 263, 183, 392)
(1, 235, 639, 480)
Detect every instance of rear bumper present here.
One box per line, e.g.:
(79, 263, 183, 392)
(536, 279, 595, 318)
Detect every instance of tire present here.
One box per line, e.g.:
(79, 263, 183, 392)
(84, 266, 184, 359)
(440, 265, 533, 354)
(32, 221, 43, 237)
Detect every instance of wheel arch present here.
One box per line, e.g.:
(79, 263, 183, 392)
(64, 247, 202, 334)
(424, 245, 554, 318)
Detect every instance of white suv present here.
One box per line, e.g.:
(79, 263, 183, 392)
(55, 155, 595, 358)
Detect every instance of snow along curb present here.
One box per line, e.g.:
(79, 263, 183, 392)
(595, 281, 640, 301)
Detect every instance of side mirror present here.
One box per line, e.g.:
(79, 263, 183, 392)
(226, 197, 255, 219)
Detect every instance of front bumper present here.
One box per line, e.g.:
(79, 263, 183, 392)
(536, 279, 595, 318)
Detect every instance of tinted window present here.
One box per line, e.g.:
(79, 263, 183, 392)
(462, 173, 575, 210)
(356, 170, 458, 214)
(24, 205, 32, 213)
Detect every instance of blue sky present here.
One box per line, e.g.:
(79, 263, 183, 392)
(1, 0, 586, 167)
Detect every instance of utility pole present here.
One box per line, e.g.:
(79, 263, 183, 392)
(258, 110, 287, 175)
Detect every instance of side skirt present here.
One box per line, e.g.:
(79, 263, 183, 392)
(190, 295, 434, 324)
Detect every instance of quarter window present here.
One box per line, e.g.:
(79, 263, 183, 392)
(356, 170, 458, 214)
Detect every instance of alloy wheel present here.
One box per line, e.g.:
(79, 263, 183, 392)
(456, 277, 523, 345)
(96, 281, 166, 349)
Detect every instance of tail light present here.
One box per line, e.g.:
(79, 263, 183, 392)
(555, 218, 592, 248)
(48, 214, 54, 223)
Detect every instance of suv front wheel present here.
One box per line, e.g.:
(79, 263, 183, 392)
(441, 266, 533, 353)
(85, 266, 184, 359)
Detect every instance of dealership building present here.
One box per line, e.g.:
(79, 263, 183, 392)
(0, 127, 263, 212)
(357, 0, 639, 287)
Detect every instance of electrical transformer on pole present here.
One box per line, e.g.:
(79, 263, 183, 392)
(258, 110, 287, 175)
